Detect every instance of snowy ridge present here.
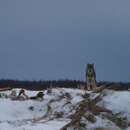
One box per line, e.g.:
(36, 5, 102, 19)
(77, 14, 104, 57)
(0, 88, 130, 130)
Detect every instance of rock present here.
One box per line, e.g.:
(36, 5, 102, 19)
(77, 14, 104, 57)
(28, 106, 34, 111)
(84, 113, 96, 123)
(54, 112, 64, 118)
(105, 113, 129, 129)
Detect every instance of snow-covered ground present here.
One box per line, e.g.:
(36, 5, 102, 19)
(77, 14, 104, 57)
(0, 88, 82, 130)
(101, 90, 130, 120)
(0, 88, 130, 130)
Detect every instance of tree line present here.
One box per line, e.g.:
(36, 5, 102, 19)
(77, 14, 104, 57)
(0, 79, 130, 91)
(0, 79, 85, 90)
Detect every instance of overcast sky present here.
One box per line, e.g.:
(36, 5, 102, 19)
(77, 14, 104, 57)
(0, 0, 130, 81)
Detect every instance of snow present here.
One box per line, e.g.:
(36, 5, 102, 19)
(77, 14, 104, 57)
(0, 99, 48, 121)
(87, 116, 120, 130)
(0, 120, 67, 130)
(0, 88, 82, 130)
(102, 90, 130, 120)
(0, 88, 130, 130)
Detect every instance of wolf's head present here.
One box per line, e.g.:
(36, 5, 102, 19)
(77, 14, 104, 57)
(86, 63, 96, 78)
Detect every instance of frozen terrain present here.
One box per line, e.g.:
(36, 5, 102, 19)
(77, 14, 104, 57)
(0, 88, 130, 130)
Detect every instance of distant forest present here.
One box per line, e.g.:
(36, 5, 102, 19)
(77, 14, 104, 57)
(0, 79, 130, 91)
(0, 79, 85, 90)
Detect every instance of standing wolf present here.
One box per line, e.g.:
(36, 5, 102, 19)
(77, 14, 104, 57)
(86, 64, 97, 90)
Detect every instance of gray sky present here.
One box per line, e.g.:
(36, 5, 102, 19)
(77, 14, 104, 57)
(0, 0, 130, 81)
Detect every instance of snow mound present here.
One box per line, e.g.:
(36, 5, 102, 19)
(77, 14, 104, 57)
(102, 90, 130, 120)
(0, 88, 130, 130)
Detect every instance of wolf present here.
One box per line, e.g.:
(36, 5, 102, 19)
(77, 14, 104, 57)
(86, 64, 97, 90)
